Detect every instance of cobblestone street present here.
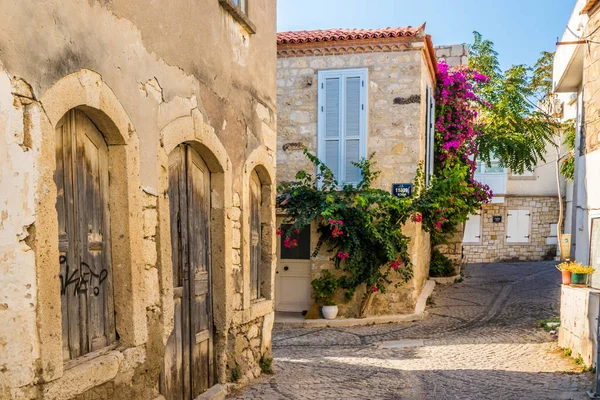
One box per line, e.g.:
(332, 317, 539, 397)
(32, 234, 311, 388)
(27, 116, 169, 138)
(231, 262, 593, 399)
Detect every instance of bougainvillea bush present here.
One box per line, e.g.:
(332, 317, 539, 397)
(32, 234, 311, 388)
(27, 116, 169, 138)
(413, 61, 493, 243)
(276, 151, 414, 314)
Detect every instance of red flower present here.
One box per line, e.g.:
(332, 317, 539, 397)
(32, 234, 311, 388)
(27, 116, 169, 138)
(338, 251, 349, 260)
(412, 213, 423, 223)
(284, 238, 299, 248)
(371, 285, 379, 293)
(331, 225, 344, 238)
(390, 259, 403, 271)
(293, 228, 301, 235)
(276, 228, 284, 236)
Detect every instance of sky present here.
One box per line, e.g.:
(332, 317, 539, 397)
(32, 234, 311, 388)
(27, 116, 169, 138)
(277, 0, 577, 71)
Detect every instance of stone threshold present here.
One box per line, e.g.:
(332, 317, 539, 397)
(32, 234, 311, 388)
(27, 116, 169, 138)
(275, 280, 435, 328)
(195, 384, 227, 400)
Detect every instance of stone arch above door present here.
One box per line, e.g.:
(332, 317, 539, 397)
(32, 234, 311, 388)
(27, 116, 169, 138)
(33, 69, 144, 386)
(160, 111, 233, 384)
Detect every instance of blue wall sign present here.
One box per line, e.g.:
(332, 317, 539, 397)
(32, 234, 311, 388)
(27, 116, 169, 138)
(392, 183, 413, 198)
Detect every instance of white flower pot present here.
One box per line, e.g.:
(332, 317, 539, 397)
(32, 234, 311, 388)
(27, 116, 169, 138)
(322, 305, 338, 320)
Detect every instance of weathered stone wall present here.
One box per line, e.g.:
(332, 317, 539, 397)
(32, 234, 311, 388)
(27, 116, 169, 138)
(0, 1, 277, 398)
(435, 44, 469, 68)
(276, 47, 433, 317)
(462, 197, 560, 263)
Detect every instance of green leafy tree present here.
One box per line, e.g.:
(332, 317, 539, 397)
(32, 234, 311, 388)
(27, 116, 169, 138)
(469, 32, 560, 174)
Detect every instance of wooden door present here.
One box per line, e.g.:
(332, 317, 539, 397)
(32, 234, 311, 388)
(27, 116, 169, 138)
(161, 145, 213, 400)
(275, 221, 312, 312)
(249, 170, 262, 300)
(55, 109, 116, 361)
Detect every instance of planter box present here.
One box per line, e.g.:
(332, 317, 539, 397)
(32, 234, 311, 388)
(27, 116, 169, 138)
(572, 273, 589, 286)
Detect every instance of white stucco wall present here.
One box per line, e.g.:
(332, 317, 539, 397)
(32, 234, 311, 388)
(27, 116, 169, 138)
(559, 285, 599, 367)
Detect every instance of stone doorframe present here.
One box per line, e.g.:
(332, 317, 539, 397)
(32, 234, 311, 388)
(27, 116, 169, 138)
(161, 109, 233, 383)
(32, 69, 145, 386)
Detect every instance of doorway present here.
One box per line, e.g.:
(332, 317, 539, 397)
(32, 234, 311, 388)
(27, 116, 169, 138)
(275, 221, 312, 312)
(160, 144, 214, 399)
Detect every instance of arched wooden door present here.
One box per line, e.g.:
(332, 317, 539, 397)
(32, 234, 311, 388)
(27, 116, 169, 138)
(55, 109, 116, 361)
(160, 144, 214, 399)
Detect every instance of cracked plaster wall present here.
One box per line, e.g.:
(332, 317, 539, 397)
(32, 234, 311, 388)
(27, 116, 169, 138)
(0, 0, 277, 398)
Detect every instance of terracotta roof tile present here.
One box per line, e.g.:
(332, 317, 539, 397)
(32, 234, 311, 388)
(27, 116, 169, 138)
(277, 25, 425, 45)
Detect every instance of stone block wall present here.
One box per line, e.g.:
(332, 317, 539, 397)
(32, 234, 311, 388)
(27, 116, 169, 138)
(277, 50, 428, 188)
(463, 196, 560, 263)
(435, 44, 469, 68)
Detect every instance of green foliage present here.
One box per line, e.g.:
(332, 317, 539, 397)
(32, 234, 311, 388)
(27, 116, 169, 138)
(311, 270, 338, 306)
(560, 120, 576, 181)
(575, 355, 584, 365)
(230, 362, 242, 382)
(259, 356, 274, 375)
(412, 163, 485, 244)
(429, 248, 455, 277)
(426, 296, 435, 306)
(277, 150, 413, 301)
(564, 348, 572, 357)
(469, 32, 560, 174)
(538, 316, 560, 332)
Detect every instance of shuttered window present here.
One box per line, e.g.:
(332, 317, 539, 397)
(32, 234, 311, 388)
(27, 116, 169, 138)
(425, 86, 436, 185)
(463, 212, 482, 244)
(318, 68, 368, 185)
(506, 209, 531, 243)
(55, 109, 116, 361)
(250, 170, 262, 300)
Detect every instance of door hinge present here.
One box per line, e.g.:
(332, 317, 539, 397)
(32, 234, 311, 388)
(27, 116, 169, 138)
(321, 106, 324, 112)
(526, 213, 531, 216)
(525, 235, 530, 238)
(476, 235, 481, 238)
(506, 235, 511, 238)
(361, 104, 364, 110)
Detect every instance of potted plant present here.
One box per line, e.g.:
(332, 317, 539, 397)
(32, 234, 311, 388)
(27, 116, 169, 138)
(311, 270, 339, 320)
(556, 261, 572, 285)
(570, 263, 595, 286)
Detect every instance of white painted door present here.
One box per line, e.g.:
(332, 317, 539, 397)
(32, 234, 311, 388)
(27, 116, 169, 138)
(275, 221, 312, 312)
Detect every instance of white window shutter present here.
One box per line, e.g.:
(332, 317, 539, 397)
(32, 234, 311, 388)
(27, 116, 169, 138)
(344, 76, 362, 183)
(506, 210, 530, 243)
(506, 210, 518, 243)
(425, 86, 435, 185)
(318, 69, 368, 185)
(463, 213, 481, 243)
(519, 210, 531, 242)
(324, 77, 341, 181)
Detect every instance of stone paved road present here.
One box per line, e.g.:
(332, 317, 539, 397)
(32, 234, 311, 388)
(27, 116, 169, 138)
(231, 262, 593, 399)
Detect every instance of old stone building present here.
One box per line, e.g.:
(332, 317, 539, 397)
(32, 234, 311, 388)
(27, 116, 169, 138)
(0, 1, 277, 399)
(275, 26, 438, 318)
